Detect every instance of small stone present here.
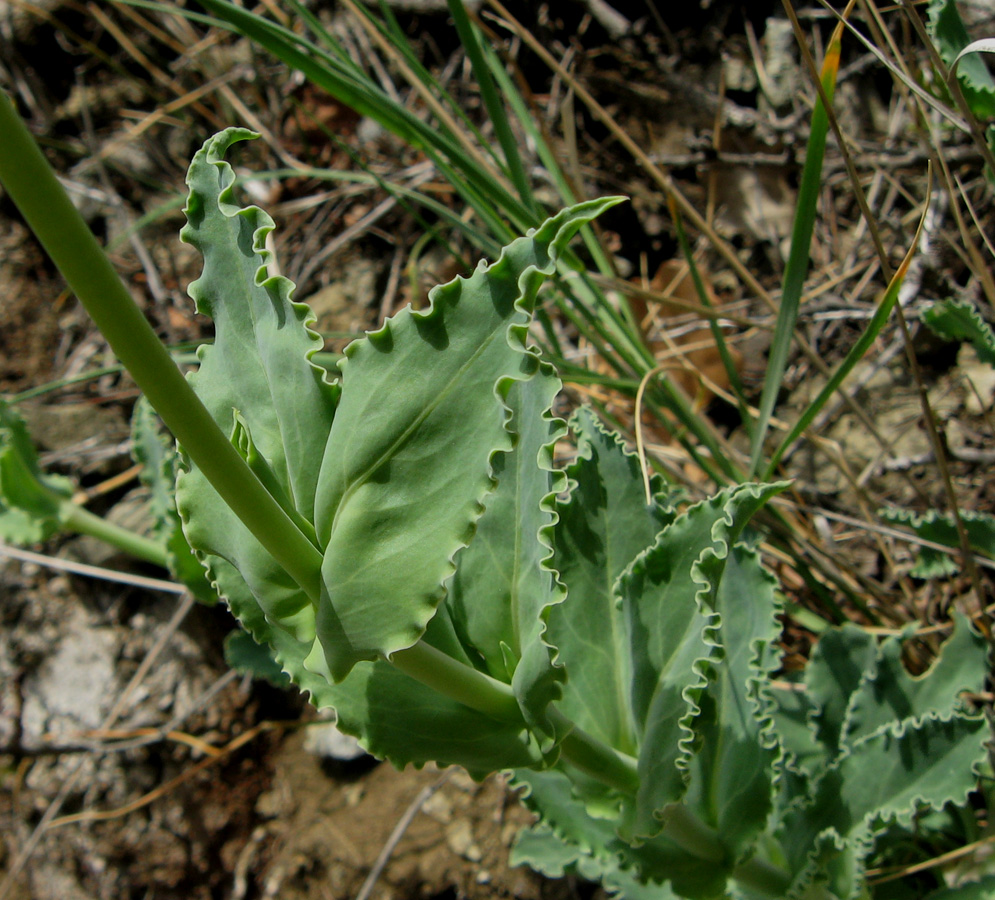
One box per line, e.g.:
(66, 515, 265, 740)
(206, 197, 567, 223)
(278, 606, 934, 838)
(302, 720, 368, 761)
(445, 820, 482, 862)
(422, 790, 453, 823)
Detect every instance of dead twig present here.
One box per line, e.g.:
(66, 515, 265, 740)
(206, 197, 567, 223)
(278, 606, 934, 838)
(354, 770, 453, 900)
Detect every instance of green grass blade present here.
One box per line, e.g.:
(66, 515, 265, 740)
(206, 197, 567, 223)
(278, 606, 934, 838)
(139, 0, 531, 236)
(446, 0, 538, 215)
(748, 19, 844, 476)
(668, 196, 751, 438)
(762, 195, 929, 480)
(368, 0, 508, 175)
(485, 49, 619, 276)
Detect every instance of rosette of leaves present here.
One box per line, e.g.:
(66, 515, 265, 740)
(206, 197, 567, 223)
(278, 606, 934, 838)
(174, 130, 991, 899)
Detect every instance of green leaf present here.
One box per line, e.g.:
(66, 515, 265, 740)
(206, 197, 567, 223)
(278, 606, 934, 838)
(844, 612, 988, 743)
(131, 397, 216, 603)
(511, 768, 707, 899)
(879, 506, 995, 578)
(781, 714, 989, 900)
(222, 551, 541, 776)
(805, 625, 879, 763)
(324, 656, 541, 776)
(751, 23, 843, 475)
(223, 628, 291, 687)
(176, 127, 336, 642)
(928, 0, 995, 120)
(618, 482, 786, 839)
(770, 681, 827, 777)
(922, 299, 995, 366)
(511, 767, 622, 867)
(687, 543, 782, 860)
(309, 196, 622, 681)
(446, 366, 567, 748)
(774, 615, 989, 899)
(0, 398, 75, 543)
(546, 408, 676, 756)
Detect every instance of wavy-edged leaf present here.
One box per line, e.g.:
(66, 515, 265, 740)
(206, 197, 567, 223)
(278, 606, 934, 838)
(880, 506, 995, 578)
(223, 628, 291, 688)
(928, 0, 995, 120)
(922, 298, 995, 366)
(446, 366, 567, 748)
(781, 714, 989, 900)
(511, 768, 713, 899)
(619, 482, 786, 839)
(131, 397, 215, 603)
(805, 625, 879, 762)
(546, 408, 676, 756)
(309, 197, 622, 681)
(770, 680, 827, 776)
(176, 127, 336, 641)
(222, 554, 540, 776)
(844, 612, 988, 744)
(512, 821, 682, 900)
(0, 398, 75, 543)
(511, 767, 622, 868)
(687, 543, 782, 860)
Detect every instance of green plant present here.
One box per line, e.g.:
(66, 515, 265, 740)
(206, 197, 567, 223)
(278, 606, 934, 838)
(0, 94, 991, 897)
(0, 396, 166, 567)
(127, 0, 980, 634)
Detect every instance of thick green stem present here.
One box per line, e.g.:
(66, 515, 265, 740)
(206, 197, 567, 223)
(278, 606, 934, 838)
(731, 854, 794, 898)
(60, 501, 168, 568)
(0, 90, 322, 600)
(390, 641, 523, 723)
(392, 642, 641, 793)
(659, 803, 727, 862)
(545, 705, 640, 795)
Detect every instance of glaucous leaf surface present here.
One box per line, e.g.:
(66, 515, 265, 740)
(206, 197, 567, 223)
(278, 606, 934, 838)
(177, 128, 334, 643)
(618, 482, 785, 839)
(547, 408, 676, 755)
(310, 196, 619, 680)
(131, 397, 215, 602)
(168, 129, 989, 900)
(446, 368, 567, 748)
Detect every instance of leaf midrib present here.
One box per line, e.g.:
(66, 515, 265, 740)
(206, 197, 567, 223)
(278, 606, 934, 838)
(327, 319, 514, 542)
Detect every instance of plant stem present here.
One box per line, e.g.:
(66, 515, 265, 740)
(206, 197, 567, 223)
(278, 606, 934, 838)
(0, 90, 323, 601)
(390, 644, 794, 890)
(659, 807, 792, 896)
(393, 642, 642, 794)
(731, 854, 794, 898)
(391, 641, 796, 892)
(545, 705, 640, 795)
(60, 501, 168, 568)
(390, 641, 523, 722)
